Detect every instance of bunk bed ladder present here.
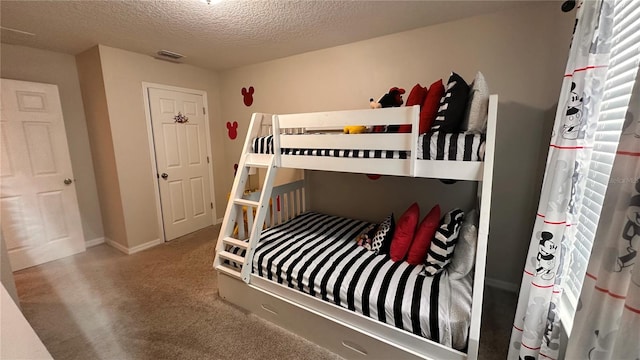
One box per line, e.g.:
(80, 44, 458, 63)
(214, 112, 278, 283)
(214, 153, 277, 283)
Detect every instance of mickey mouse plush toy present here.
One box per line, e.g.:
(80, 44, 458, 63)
(370, 87, 406, 108)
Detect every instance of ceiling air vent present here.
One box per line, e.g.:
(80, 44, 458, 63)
(154, 50, 185, 63)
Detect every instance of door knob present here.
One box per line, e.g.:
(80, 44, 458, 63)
(161, 173, 168, 180)
(64, 178, 73, 185)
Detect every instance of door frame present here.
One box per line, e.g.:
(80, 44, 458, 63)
(142, 82, 217, 242)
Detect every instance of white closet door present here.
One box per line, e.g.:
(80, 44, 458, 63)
(148, 87, 213, 240)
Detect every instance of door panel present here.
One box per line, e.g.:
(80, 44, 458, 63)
(148, 88, 213, 240)
(190, 177, 206, 216)
(0, 79, 85, 270)
(24, 122, 57, 174)
(162, 123, 181, 167)
(186, 125, 201, 165)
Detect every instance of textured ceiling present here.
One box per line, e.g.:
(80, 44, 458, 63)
(1, 0, 535, 71)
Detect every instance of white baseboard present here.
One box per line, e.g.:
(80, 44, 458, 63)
(216, 217, 223, 225)
(105, 237, 162, 255)
(485, 277, 519, 293)
(128, 238, 163, 254)
(105, 238, 129, 254)
(85, 237, 105, 248)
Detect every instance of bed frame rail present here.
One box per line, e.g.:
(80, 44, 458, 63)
(214, 179, 307, 281)
(273, 105, 420, 176)
(235, 180, 306, 240)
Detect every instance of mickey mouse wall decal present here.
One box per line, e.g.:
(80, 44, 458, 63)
(233, 163, 238, 176)
(227, 121, 238, 140)
(242, 86, 254, 107)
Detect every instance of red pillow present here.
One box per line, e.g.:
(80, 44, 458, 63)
(420, 79, 445, 134)
(390, 203, 420, 262)
(406, 205, 441, 265)
(406, 83, 428, 107)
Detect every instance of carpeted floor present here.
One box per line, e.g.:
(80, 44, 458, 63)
(13, 224, 517, 360)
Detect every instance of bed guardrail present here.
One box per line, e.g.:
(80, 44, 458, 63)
(234, 180, 306, 240)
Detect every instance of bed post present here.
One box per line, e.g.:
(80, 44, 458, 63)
(467, 94, 498, 360)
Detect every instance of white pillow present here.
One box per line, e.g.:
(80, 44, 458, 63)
(461, 72, 489, 133)
(448, 209, 478, 279)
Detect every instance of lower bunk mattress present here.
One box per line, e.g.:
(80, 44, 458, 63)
(252, 132, 485, 161)
(230, 211, 472, 351)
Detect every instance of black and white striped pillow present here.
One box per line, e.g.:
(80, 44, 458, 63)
(371, 214, 395, 255)
(421, 209, 465, 276)
(431, 72, 470, 133)
(252, 135, 274, 154)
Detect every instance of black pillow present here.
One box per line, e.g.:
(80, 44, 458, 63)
(431, 72, 470, 133)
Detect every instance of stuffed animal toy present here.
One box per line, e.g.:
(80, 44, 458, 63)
(370, 87, 406, 108)
(343, 125, 368, 134)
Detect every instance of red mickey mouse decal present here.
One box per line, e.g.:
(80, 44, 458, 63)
(227, 121, 238, 140)
(241, 86, 254, 107)
(366, 174, 382, 180)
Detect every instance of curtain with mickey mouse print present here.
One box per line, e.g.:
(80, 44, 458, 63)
(564, 56, 640, 358)
(508, 0, 616, 358)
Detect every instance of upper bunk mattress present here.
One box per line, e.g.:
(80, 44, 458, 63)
(245, 211, 472, 350)
(252, 132, 485, 161)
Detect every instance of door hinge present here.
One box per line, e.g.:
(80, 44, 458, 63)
(203, 107, 206, 115)
(210, 202, 213, 209)
(207, 156, 210, 164)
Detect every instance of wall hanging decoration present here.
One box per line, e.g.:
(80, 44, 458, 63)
(174, 112, 189, 123)
(233, 163, 238, 176)
(227, 121, 238, 140)
(242, 86, 254, 107)
(366, 174, 381, 180)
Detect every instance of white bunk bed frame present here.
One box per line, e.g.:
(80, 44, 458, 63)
(214, 95, 498, 360)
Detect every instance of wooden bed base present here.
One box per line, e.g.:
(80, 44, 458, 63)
(213, 96, 498, 359)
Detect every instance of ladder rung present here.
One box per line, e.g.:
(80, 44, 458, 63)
(215, 264, 242, 279)
(245, 153, 274, 168)
(234, 198, 260, 208)
(223, 237, 249, 249)
(218, 250, 245, 264)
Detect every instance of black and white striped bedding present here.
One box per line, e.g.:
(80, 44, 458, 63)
(252, 133, 484, 161)
(252, 134, 408, 159)
(227, 212, 472, 350)
(418, 132, 486, 161)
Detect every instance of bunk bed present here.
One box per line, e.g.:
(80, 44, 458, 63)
(213, 94, 497, 360)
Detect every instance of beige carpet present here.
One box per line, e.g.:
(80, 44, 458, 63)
(14, 225, 516, 360)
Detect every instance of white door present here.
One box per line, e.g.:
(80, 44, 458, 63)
(0, 79, 85, 271)
(148, 87, 213, 241)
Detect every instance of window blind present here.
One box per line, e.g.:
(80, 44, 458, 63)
(562, 0, 640, 329)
